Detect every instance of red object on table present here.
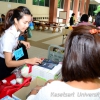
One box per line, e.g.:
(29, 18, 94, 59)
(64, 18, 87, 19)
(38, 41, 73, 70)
(27, 64, 33, 73)
(0, 73, 31, 99)
(27, 58, 44, 73)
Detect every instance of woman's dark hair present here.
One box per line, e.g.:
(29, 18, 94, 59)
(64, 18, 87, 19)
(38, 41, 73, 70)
(72, 13, 75, 16)
(62, 25, 100, 82)
(80, 14, 89, 22)
(2, 6, 31, 32)
(95, 12, 100, 27)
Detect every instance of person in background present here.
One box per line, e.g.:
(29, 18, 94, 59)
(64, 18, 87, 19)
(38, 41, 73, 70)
(18, 30, 28, 41)
(27, 25, 100, 100)
(0, 14, 5, 35)
(1, 14, 5, 23)
(77, 14, 92, 26)
(69, 13, 75, 26)
(27, 18, 34, 38)
(0, 6, 42, 80)
(95, 12, 100, 28)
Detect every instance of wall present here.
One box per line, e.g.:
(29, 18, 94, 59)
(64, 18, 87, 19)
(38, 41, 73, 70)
(0, 0, 81, 24)
(0, 0, 49, 21)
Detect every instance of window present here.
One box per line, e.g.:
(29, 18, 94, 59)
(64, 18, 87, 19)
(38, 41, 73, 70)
(33, 0, 49, 7)
(0, 0, 7, 1)
(61, 0, 64, 8)
(88, 4, 97, 16)
(58, 0, 64, 9)
(33, 0, 38, 5)
(70, 0, 74, 10)
(0, 0, 26, 4)
(18, 0, 26, 4)
(9, 0, 17, 3)
(58, 0, 61, 8)
(45, 0, 49, 7)
(39, 0, 44, 6)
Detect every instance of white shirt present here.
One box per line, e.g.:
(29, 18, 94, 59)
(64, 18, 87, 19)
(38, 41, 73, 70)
(27, 81, 100, 100)
(0, 25, 20, 58)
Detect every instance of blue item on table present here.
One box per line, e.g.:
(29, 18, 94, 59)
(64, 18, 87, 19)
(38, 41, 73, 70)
(39, 59, 58, 70)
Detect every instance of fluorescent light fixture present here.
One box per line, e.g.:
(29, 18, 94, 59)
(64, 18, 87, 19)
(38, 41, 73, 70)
(95, 0, 100, 3)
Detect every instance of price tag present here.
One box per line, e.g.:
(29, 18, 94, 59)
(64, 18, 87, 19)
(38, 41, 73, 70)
(14, 47, 24, 60)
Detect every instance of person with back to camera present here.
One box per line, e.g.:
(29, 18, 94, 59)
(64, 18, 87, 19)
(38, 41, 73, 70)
(27, 25, 100, 100)
(0, 6, 42, 80)
(95, 12, 100, 29)
(77, 14, 92, 26)
(69, 13, 75, 26)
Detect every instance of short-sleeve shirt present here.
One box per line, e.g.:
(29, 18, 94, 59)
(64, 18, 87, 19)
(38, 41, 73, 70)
(27, 81, 100, 100)
(0, 25, 20, 58)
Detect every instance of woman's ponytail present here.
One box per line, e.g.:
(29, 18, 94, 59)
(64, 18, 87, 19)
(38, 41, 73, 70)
(4, 9, 15, 30)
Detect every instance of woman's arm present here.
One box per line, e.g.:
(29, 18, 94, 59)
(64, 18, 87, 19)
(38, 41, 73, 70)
(20, 41, 30, 49)
(4, 52, 42, 67)
(30, 86, 42, 95)
(27, 86, 48, 100)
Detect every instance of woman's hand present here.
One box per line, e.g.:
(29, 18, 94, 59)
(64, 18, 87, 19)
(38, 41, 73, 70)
(44, 79, 62, 86)
(26, 57, 43, 65)
(30, 86, 42, 95)
(20, 41, 30, 49)
(44, 79, 55, 86)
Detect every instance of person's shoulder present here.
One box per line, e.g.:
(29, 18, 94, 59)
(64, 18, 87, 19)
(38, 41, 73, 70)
(5, 25, 16, 34)
(50, 80, 64, 84)
(47, 80, 68, 88)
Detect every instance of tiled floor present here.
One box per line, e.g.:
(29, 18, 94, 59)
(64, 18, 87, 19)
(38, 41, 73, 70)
(27, 46, 48, 58)
(27, 29, 64, 59)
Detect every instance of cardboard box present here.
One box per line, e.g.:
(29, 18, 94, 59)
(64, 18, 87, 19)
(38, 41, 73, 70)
(32, 63, 62, 81)
(12, 77, 46, 100)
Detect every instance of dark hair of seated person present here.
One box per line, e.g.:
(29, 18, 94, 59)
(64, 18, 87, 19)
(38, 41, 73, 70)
(62, 25, 100, 82)
(80, 14, 89, 22)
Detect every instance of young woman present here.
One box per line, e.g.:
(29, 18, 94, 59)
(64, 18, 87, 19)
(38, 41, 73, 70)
(27, 25, 100, 100)
(0, 6, 42, 80)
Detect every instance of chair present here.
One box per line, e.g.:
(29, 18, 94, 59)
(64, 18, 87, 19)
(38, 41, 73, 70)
(62, 28, 72, 45)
